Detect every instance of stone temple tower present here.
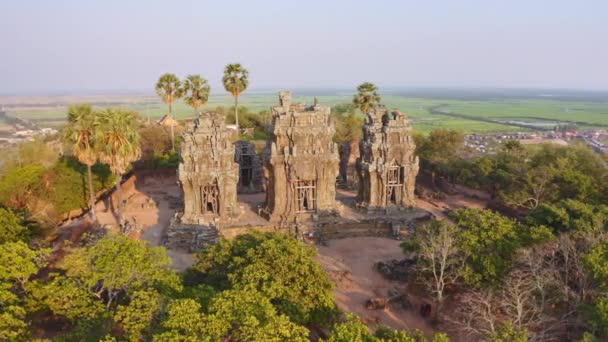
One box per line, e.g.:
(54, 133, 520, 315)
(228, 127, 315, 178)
(357, 107, 419, 210)
(262, 91, 340, 223)
(178, 112, 240, 224)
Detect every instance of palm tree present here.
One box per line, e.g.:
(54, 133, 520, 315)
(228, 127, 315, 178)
(353, 82, 381, 115)
(96, 109, 141, 227)
(222, 64, 249, 131)
(182, 74, 211, 116)
(155, 73, 182, 150)
(63, 104, 99, 222)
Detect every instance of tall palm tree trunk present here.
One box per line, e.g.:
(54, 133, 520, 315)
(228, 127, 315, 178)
(115, 175, 123, 226)
(86, 164, 97, 222)
(169, 102, 175, 151)
(234, 95, 239, 132)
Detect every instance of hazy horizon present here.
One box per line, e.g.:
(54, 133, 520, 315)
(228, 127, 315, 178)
(1, 0, 607, 94)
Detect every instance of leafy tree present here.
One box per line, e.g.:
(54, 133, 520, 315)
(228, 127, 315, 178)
(63, 103, 100, 221)
(585, 241, 608, 288)
(587, 297, 608, 339)
(181, 74, 210, 116)
(402, 220, 460, 315)
(153, 299, 210, 341)
(27, 275, 106, 321)
(222, 63, 249, 130)
(193, 232, 336, 324)
(114, 289, 162, 342)
(454, 209, 521, 286)
(324, 314, 376, 342)
(352, 82, 381, 115)
(478, 142, 607, 210)
(0, 140, 58, 175)
(207, 289, 309, 341)
(0, 241, 49, 288)
(415, 129, 465, 185)
(61, 235, 179, 309)
(489, 322, 528, 342)
(0, 164, 45, 210)
(528, 199, 608, 233)
(155, 73, 182, 150)
(0, 242, 49, 341)
(333, 110, 364, 144)
(0, 207, 29, 243)
(138, 124, 172, 158)
(43, 157, 113, 218)
(0, 305, 27, 341)
(488, 322, 528, 342)
(96, 109, 141, 225)
(155, 291, 309, 342)
(324, 314, 441, 342)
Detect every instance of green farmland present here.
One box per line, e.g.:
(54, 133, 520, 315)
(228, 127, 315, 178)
(3, 90, 608, 134)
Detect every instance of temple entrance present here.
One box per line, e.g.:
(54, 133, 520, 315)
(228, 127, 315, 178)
(295, 180, 317, 212)
(240, 153, 253, 188)
(200, 183, 220, 215)
(386, 164, 404, 205)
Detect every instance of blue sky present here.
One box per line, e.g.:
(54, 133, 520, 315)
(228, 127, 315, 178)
(1, 0, 607, 94)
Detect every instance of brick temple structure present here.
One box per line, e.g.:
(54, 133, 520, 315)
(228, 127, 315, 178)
(357, 107, 419, 210)
(261, 91, 340, 223)
(235, 140, 264, 193)
(178, 112, 240, 224)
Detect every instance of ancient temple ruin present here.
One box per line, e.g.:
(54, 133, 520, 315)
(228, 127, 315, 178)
(178, 112, 240, 224)
(357, 107, 419, 210)
(262, 91, 340, 223)
(235, 140, 263, 193)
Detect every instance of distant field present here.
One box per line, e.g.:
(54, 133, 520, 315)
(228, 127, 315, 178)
(2, 90, 608, 134)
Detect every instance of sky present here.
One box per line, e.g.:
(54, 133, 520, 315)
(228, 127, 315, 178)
(0, 0, 607, 94)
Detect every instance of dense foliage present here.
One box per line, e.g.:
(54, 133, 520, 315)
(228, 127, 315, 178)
(0, 151, 114, 226)
(408, 133, 608, 340)
(0, 228, 449, 341)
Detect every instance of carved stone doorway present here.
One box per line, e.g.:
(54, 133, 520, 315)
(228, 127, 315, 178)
(200, 182, 220, 215)
(295, 180, 317, 212)
(386, 164, 404, 206)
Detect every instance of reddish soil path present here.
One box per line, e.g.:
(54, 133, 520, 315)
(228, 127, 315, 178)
(316, 237, 437, 337)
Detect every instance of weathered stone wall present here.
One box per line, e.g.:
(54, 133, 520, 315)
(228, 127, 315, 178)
(178, 112, 240, 224)
(339, 140, 360, 189)
(262, 91, 340, 224)
(235, 140, 264, 193)
(357, 108, 419, 210)
(164, 219, 219, 252)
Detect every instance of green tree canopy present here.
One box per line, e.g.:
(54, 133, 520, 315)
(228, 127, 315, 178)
(155, 73, 182, 114)
(454, 209, 522, 286)
(353, 82, 381, 115)
(222, 63, 249, 130)
(61, 235, 180, 309)
(0, 207, 29, 243)
(63, 103, 100, 221)
(182, 74, 211, 115)
(192, 232, 336, 324)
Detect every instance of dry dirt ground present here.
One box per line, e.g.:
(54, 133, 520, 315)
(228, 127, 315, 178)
(316, 237, 436, 337)
(415, 186, 489, 220)
(95, 174, 195, 270)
